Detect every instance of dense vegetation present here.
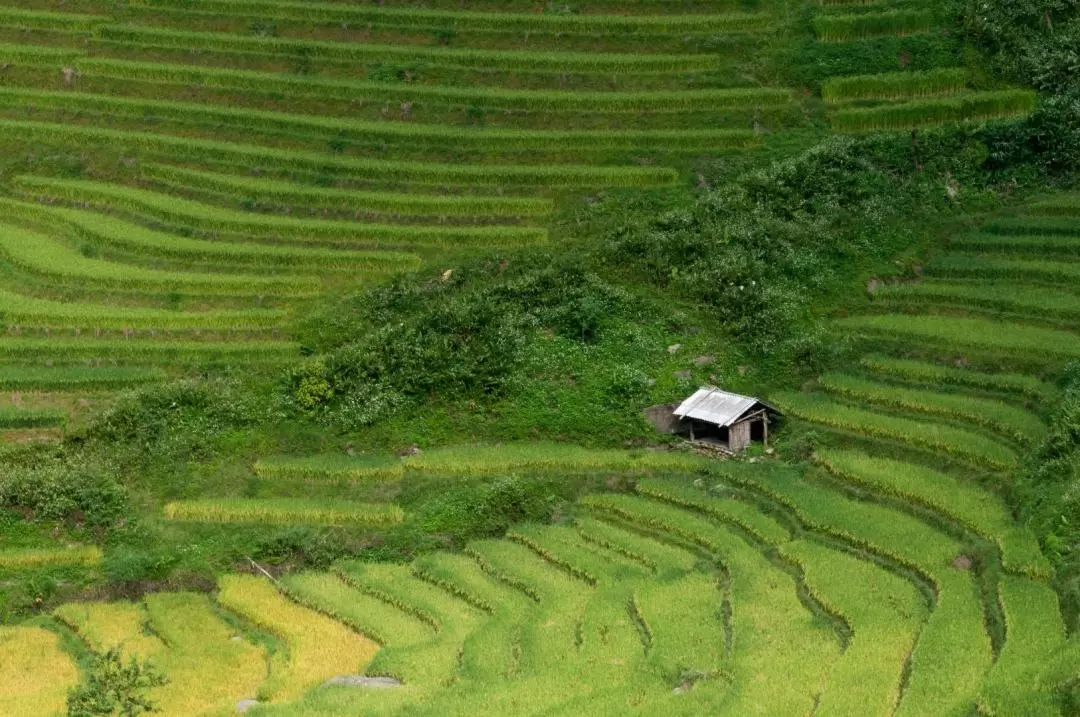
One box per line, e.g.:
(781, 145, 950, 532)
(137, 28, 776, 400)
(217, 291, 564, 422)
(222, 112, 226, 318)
(0, 0, 1079, 714)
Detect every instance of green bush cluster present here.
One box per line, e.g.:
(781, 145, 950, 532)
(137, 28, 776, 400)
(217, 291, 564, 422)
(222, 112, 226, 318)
(284, 254, 631, 427)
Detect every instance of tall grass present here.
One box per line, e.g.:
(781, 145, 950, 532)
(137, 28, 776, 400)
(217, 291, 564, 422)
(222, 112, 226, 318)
(0, 87, 759, 159)
(0, 545, 101, 569)
(98, 24, 724, 74)
(813, 10, 936, 41)
(281, 572, 434, 647)
(816, 448, 1051, 577)
(636, 478, 792, 544)
(927, 253, 1080, 284)
(0, 289, 288, 332)
(835, 314, 1080, 361)
(0, 222, 318, 297)
(858, 355, 1056, 402)
(582, 493, 841, 715)
(716, 467, 993, 717)
(2, 198, 421, 274)
(982, 217, 1080, 236)
(817, 372, 1046, 444)
(129, 0, 772, 34)
(14, 177, 547, 248)
(0, 338, 300, 363)
(217, 574, 378, 702)
(978, 577, 1067, 716)
(141, 164, 554, 219)
(142, 593, 268, 715)
(0, 366, 166, 390)
(163, 498, 404, 526)
(77, 57, 794, 114)
(779, 539, 927, 717)
(773, 391, 1018, 469)
(822, 68, 968, 102)
(875, 280, 1080, 323)
(0, 121, 680, 188)
(951, 232, 1080, 257)
(830, 91, 1037, 132)
(254, 454, 403, 482)
(0, 627, 80, 716)
(1026, 196, 1080, 218)
(0, 406, 66, 429)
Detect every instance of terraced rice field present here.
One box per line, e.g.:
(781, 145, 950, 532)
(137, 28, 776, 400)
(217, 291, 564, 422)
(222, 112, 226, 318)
(0, 2, 1073, 716)
(0, 0, 799, 436)
(813, 0, 1035, 131)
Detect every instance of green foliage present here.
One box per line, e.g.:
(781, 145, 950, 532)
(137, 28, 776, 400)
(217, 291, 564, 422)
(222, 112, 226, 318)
(66, 648, 168, 717)
(0, 455, 126, 528)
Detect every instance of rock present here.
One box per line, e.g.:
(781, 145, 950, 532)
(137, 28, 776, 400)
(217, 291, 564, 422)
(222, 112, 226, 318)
(951, 554, 973, 571)
(643, 404, 680, 434)
(866, 277, 882, 295)
(398, 444, 422, 457)
(236, 699, 260, 713)
(765, 448, 775, 456)
(667, 343, 682, 354)
(736, 365, 749, 376)
(324, 675, 403, 689)
(693, 355, 715, 367)
(672, 370, 693, 380)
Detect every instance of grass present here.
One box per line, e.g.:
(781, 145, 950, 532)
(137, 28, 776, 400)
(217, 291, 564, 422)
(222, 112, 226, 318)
(950, 231, 1080, 257)
(575, 516, 699, 575)
(927, 253, 1080, 284)
(0, 121, 680, 189)
(0, 406, 66, 429)
(978, 577, 1067, 717)
(821, 68, 969, 102)
(127, 1, 773, 34)
(835, 314, 1080, 361)
(717, 466, 993, 717)
(97, 24, 729, 74)
(0, 626, 80, 716)
(830, 91, 1037, 132)
(75, 57, 794, 114)
(142, 592, 269, 715)
(254, 454, 405, 483)
(875, 280, 1080, 323)
(405, 442, 705, 475)
(507, 523, 647, 585)
(54, 601, 164, 657)
(333, 561, 485, 685)
(0, 288, 288, 332)
(858, 355, 1056, 402)
(636, 477, 792, 545)
(0, 222, 318, 298)
(281, 571, 435, 648)
(982, 216, 1080, 236)
(813, 10, 937, 41)
(817, 372, 1046, 444)
(0, 87, 760, 160)
(779, 539, 927, 717)
(163, 498, 405, 526)
(14, 177, 548, 248)
(582, 492, 841, 715)
(141, 164, 554, 219)
(0, 337, 300, 363)
(217, 574, 378, 702)
(816, 448, 1051, 577)
(3, 198, 422, 274)
(773, 391, 1018, 470)
(0, 545, 101, 570)
(1026, 196, 1080, 217)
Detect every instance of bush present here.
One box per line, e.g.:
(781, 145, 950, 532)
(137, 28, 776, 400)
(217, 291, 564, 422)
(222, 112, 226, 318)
(67, 648, 167, 717)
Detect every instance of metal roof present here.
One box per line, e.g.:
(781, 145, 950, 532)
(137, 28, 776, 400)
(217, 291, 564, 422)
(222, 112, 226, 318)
(673, 386, 777, 427)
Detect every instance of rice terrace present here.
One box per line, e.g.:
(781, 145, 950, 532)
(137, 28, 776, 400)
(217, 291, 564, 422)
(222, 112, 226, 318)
(0, 0, 1078, 715)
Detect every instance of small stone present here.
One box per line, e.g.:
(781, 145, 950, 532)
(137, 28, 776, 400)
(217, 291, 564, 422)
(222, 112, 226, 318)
(693, 355, 715, 367)
(673, 370, 693, 380)
(236, 699, 260, 713)
(765, 448, 775, 456)
(667, 343, 682, 354)
(951, 554, 973, 571)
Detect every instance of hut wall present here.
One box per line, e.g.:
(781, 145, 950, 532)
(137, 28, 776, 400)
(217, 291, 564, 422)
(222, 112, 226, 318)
(729, 420, 752, 452)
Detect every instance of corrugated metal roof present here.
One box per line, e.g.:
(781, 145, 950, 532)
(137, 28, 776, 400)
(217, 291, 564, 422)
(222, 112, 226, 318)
(673, 386, 775, 427)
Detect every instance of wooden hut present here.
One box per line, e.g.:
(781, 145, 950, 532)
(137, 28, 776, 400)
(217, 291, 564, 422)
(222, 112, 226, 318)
(673, 386, 779, 453)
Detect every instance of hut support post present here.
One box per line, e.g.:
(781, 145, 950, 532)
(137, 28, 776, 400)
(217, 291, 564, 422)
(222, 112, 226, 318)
(763, 415, 768, 447)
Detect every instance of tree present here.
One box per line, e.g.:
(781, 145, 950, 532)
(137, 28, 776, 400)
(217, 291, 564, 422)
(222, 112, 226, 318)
(67, 648, 168, 717)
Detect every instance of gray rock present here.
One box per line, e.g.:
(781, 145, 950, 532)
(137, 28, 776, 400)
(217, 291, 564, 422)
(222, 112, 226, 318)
(693, 355, 715, 367)
(673, 370, 693, 380)
(236, 699, 260, 713)
(324, 675, 403, 689)
(643, 404, 680, 434)
(667, 343, 682, 354)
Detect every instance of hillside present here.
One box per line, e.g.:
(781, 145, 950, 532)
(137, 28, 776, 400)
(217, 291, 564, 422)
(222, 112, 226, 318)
(0, 0, 1079, 715)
